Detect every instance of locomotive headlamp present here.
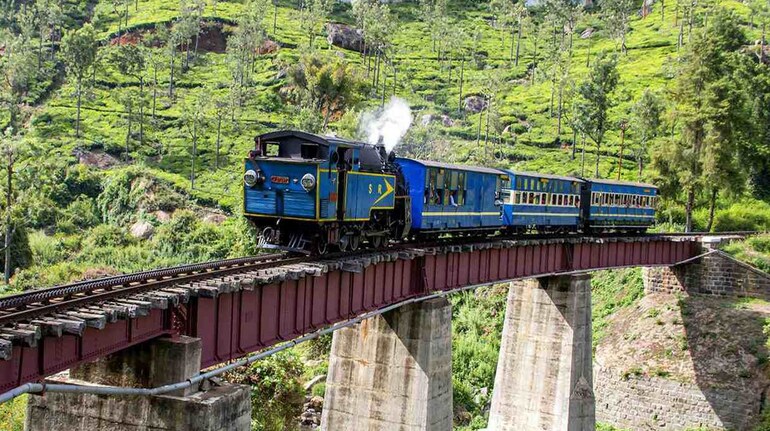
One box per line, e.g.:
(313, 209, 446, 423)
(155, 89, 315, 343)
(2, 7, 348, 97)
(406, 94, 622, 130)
(244, 170, 258, 187)
(301, 173, 316, 192)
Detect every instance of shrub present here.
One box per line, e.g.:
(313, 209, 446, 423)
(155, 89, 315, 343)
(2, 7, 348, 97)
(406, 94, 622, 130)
(61, 195, 100, 230)
(0, 394, 26, 431)
(224, 351, 305, 431)
(28, 231, 78, 266)
(97, 167, 187, 226)
(82, 224, 133, 249)
(712, 200, 770, 232)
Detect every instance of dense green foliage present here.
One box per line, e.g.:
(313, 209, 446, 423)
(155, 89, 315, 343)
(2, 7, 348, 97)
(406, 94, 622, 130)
(451, 285, 508, 429)
(224, 350, 306, 431)
(723, 234, 770, 273)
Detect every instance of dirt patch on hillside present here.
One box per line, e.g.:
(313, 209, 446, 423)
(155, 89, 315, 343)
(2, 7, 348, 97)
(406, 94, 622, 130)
(109, 22, 230, 53)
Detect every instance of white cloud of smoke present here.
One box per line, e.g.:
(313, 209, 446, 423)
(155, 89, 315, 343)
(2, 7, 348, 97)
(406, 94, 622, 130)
(360, 97, 413, 154)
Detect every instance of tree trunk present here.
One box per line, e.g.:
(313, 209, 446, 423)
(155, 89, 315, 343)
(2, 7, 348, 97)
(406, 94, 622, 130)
(685, 187, 695, 233)
(706, 188, 718, 232)
(515, 18, 522, 66)
(273, 3, 278, 36)
(594, 139, 601, 178)
(139, 77, 144, 145)
(393, 64, 397, 96)
(557, 84, 564, 137)
(4, 151, 12, 284)
(191, 123, 197, 190)
(549, 80, 555, 117)
(510, 26, 515, 62)
(617, 127, 625, 180)
(476, 109, 483, 147)
(75, 79, 83, 138)
(458, 58, 465, 117)
(581, 134, 586, 177)
(125, 108, 132, 160)
(571, 128, 577, 160)
(762, 23, 766, 64)
(216, 115, 222, 169)
(169, 47, 176, 97)
(381, 65, 387, 108)
(484, 97, 491, 159)
(152, 68, 158, 120)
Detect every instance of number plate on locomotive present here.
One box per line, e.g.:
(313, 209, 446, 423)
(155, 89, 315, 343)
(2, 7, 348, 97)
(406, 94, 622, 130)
(271, 176, 290, 184)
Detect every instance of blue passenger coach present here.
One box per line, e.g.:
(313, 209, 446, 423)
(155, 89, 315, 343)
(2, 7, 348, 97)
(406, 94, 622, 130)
(396, 159, 507, 234)
(502, 171, 583, 233)
(582, 179, 658, 232)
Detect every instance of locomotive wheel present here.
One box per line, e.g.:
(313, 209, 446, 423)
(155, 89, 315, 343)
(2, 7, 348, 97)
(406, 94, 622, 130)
(372, 235, 383, 249)
(350, 234, 361, 251)
(338, 235, 350, 252)
(316, 238, 328, 255)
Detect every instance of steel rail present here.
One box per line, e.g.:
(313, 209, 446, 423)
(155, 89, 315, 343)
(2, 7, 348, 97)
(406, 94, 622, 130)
(0, 254, 309, 326)
(0, 253, 286, 310)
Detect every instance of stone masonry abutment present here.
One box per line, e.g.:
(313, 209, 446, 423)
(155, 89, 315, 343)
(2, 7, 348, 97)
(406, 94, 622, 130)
(488, 275, 596, 431)
(596, 237, 770, 430)
(25, 336, 252, 431)
(321, 297, 454, 431)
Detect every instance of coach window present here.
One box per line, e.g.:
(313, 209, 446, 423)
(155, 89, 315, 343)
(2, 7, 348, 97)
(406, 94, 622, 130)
(515, 192, 522, 204)
(551, 194, 558, 205)
(458, 172, 466, 205)
(557, 195, 563, 206)
(437, 170, 447, 205)
(425, 169, 436, 205)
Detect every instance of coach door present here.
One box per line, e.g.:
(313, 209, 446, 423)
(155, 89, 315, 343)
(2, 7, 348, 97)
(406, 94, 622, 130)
(336, 147, 352, 220)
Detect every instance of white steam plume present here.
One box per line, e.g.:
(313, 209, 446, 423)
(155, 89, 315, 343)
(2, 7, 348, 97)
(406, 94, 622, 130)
(360, 97, 413, 154)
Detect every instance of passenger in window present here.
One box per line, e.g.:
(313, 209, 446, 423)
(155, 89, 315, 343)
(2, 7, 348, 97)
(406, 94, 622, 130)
(449, 190, 459, 207)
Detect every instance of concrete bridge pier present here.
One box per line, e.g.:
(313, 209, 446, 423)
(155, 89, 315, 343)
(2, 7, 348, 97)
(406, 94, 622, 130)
(25, 336, 251, 431)
(321, 298, 454, 431)
(488, 275, 595, 431)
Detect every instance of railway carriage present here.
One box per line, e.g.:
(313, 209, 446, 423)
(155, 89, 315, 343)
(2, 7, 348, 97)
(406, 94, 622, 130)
(397, 159, 507, 236)
(581, 179, 658, 233)
(502, 171, 583, 233)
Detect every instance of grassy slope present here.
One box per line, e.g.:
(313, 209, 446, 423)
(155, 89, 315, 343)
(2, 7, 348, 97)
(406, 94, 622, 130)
(35, 0, 761, 212)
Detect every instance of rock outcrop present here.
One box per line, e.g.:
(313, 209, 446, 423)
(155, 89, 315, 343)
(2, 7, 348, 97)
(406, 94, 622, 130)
(326, 23, 364, 52)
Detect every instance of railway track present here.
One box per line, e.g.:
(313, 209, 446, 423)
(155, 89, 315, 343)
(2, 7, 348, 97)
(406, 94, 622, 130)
(0, 231, 753, 330)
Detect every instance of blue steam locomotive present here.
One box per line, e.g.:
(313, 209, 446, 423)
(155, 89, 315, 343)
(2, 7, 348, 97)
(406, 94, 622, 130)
(243, 131, 658, 254)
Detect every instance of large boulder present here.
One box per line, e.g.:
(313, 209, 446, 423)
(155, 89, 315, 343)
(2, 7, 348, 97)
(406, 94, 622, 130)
(326, 23, 364, 52)
(74, 148, 120, 170)
(464, 95, 488, 113)
(130, 220, 154, 239)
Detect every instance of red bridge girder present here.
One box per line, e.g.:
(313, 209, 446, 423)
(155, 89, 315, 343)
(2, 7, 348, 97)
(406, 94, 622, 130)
(0, 237, 701, 393)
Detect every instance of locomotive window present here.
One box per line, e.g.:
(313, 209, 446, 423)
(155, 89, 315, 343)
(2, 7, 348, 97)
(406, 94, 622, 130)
(266, 143, 280, 157)
(300, 144, 320, 159)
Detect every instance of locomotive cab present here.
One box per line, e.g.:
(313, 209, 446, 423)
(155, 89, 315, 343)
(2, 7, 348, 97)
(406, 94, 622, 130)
(244, 131, 404, 254)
